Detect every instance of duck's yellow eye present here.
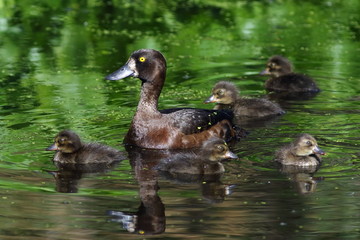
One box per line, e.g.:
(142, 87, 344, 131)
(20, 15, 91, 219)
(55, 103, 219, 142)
(139, 57, 146, 62)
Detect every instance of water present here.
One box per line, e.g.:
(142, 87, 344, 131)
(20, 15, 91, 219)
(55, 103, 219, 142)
(0, 1, 360, 239)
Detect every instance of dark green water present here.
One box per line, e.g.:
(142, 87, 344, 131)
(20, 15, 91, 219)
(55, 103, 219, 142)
(0, 1, 359, 239)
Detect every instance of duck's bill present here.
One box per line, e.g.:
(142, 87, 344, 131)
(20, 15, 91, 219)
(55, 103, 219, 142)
(46, 144, 59, 151)
(204, 95, 216, 103)
(313, 146, 326, 155)
(225, 151, 238, 159)
(259, 68, 270, 75)
(105, 64, 134, 80)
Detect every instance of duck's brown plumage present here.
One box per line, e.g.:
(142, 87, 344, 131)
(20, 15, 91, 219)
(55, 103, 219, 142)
(105, 49, 243, 149)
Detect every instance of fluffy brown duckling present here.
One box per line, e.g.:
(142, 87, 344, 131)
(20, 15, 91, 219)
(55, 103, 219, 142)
(156, 137, 238, 175)
(46, 130, 125, 164)
(260, 55, 320, 93)
(275, 133, 325, 166)
(204, 81, 285, 118)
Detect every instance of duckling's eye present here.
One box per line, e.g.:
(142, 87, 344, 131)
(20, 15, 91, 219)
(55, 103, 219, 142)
(216, 145, 226, 152)
(216, 89, 225, 96)
(306, 141, 312, 146)
(139, 57, 146, 62)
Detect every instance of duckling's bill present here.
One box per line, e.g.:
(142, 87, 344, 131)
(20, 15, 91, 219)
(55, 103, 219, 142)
(225, 151, 238, 159)
(46, 144, 59, 151)
(204, 95, 217, 103)
(313, 146, 326, 155)
(260, 68, 271, 75)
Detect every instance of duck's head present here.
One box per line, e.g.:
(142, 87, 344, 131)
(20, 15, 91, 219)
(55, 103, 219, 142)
(260, 55, 293, 77)
(46, 130, 82, 153)
(105, 49, 167, 85)
(291, 133, 325, 157)
(204, 81, 239, 105)
(202, 138, 238, 161)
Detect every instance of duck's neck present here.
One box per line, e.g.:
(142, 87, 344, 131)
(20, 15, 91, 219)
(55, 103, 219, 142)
(136, 72, 165, 114)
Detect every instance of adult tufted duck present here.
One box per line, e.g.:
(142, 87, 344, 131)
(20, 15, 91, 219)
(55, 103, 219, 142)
(105, 49, 243, 149)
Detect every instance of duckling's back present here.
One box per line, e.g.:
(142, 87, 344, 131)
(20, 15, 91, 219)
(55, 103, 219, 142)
(266, 73, 320, 93)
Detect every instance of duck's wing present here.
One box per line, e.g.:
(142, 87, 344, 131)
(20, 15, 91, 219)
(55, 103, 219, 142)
(160, 108, 234, 135)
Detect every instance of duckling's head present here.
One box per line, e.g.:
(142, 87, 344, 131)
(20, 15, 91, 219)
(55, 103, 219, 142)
(291, 133, 325, 157)
(46, 130, 82, 153)
(260, 55, 293, 77)
(105, 49, 167, 85)
(204, 81, 239, 105)
(202, 138, 238, 161)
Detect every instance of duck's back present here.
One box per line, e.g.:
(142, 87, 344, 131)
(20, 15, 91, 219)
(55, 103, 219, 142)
(234, 98, 284, 118)
(161, 108, 234, 134)
(266, 73, 320, 92)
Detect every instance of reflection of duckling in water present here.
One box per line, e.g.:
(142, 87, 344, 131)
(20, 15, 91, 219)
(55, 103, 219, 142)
(275, 133, 325, 166)
(156, 137, 238, 176)
(46, 130, 125, 164)
(46, 160, 121, 193)
(279, 165, 324, 195)
(205, 81, 285, 118)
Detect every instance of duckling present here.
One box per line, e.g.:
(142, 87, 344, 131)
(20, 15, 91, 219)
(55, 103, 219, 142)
(156, 137, 238, 175)
(204, 81, 285, 118)
(275, 133, 325, 166)
(260, 55, 320, 93)
(46, 130, 125, 164)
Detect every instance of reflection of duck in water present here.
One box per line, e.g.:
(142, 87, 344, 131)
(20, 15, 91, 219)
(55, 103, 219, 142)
(108, 146, 166, 235)
(45, 130, 125, 193)
(275, 133, 325, 166)
(156, 137, 238, 176)
(107, 139, 237, 234)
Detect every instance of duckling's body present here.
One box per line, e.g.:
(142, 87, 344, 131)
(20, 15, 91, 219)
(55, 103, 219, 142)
(261, 56, 320, 93)
(156, 137, 238, 175)
(106, 49, 242, 149)
(205, 81, 284, 118)
(46, 130, 125, 164)
(275, 133, 325, 166)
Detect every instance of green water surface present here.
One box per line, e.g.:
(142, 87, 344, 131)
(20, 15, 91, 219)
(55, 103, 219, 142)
(0, 0, 359, 239)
